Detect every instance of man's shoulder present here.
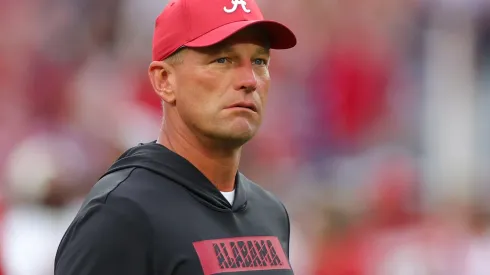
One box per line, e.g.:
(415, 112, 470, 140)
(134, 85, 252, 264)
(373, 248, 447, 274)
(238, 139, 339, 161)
(77, 167, 175, 216)
(55, 169, 153, 273)
(79, 168, 135, 209)
(72, 168, 143, 219)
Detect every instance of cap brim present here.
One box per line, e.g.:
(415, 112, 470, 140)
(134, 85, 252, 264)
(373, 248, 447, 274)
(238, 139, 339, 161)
(184, 20, 297, 50)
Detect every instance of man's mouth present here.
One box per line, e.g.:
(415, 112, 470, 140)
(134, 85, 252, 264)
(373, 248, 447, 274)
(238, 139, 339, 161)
(226, 102, 258, 112)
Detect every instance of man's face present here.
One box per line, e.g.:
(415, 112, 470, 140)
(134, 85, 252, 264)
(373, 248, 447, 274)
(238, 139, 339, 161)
(170, 28, 271, 147)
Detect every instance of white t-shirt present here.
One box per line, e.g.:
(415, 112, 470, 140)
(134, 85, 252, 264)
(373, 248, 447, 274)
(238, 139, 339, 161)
(220, 190, 235, 205)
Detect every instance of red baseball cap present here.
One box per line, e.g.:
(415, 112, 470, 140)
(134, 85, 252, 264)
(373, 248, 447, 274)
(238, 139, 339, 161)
(152, 0, 297, 61)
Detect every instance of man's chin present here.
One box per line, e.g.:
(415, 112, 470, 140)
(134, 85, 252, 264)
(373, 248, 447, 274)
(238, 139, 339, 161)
(197, 119, 261, 148)
(205, 130, 257, 149)
(220, 133, 255, 147)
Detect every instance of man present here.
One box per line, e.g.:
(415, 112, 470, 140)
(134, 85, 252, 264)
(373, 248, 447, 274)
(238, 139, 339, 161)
(54, 0, 297, 274)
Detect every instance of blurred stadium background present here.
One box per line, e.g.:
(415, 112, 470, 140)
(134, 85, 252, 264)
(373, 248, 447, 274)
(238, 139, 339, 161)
(2, 0, 490, 274)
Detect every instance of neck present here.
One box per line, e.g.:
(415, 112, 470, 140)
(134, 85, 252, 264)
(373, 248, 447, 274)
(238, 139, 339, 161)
(158, 120, 240, 192)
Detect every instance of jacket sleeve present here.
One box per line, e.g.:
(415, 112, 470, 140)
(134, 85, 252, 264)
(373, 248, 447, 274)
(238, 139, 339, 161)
(54, 198, 152, 275)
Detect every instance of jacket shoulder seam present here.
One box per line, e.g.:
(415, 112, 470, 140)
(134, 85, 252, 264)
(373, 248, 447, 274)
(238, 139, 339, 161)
(101, 167, 138, 204)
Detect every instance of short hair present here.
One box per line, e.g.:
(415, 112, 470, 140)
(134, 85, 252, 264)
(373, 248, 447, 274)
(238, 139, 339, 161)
(163, 47, 186, 65)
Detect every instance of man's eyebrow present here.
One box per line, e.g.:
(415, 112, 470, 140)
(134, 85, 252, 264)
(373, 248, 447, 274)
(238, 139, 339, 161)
(255, 46, 270, 56)
(203, 43, 234, 56)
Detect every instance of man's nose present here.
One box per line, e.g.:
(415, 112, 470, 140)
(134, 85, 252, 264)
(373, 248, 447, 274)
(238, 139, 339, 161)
(233, 64, 257, 93)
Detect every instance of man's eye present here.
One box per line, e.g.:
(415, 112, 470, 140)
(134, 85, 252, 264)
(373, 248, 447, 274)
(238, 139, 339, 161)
(253, 59, 268, 66)
(215, 58, 229, 64)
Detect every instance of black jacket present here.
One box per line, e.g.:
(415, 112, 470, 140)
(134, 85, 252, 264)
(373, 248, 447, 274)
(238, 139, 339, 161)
(55, 142, 293, 275)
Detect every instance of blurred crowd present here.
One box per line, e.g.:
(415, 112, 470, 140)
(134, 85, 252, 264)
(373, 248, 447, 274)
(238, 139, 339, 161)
(1, 0, 490, 274)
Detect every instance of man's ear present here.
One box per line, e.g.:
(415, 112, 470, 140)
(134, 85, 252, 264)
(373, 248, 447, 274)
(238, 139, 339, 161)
(148, 61, 176, 105)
